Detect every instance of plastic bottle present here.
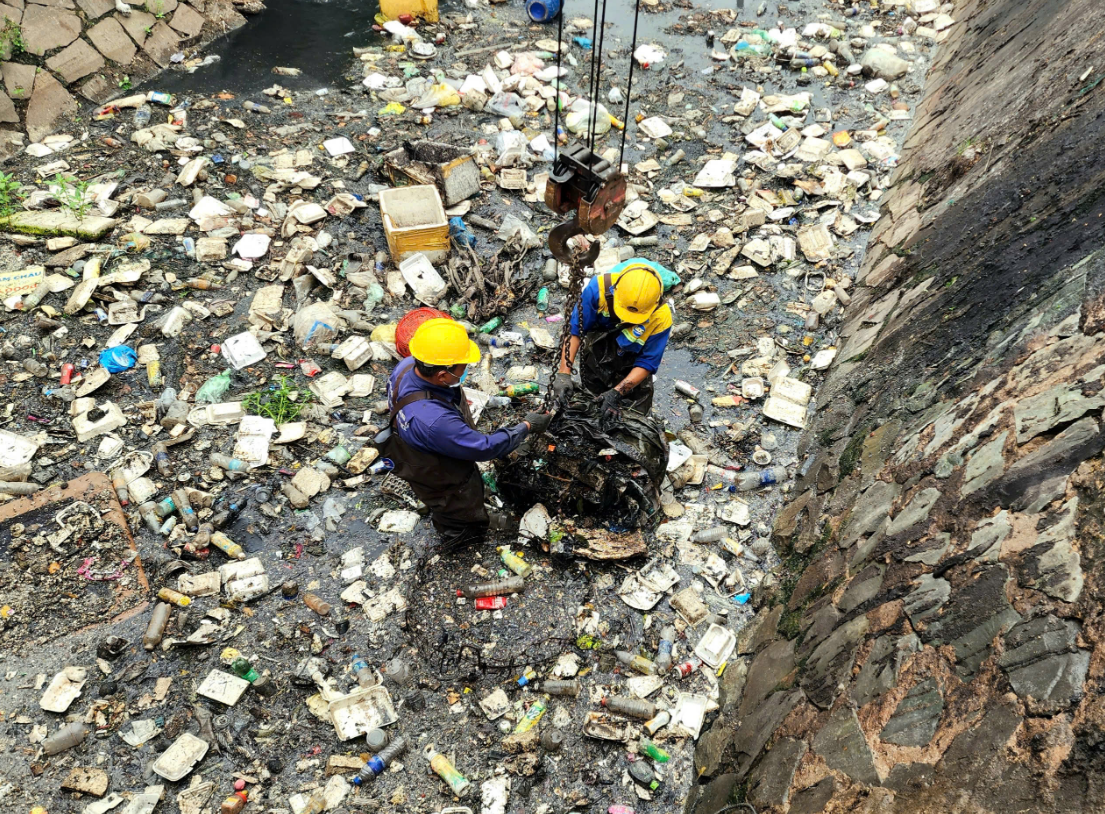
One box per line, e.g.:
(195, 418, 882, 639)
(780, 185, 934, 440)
(142, 602, 171, 651)
(173, 489, 198, 531)
(424, 745, 472, 797)
(138, 502, 161, 534)
(193, 522, 213, 548)
(692, 526, 727, 544)
(477, 334, 518, 348)
(629, 760, 660, 790)
(514, 697, 547, 733)
(538, 679, 581, 697)
(461, 576, 524, 598)
(540, 728, 564, 751)
(23, 358, 47, 377)
(656, 625, 675, 673)
(134, 104, 151, 127)
(478, 316, 504, 333)
(303, 593, 331, 616)
(220, 791, 248, 814)
(499, 383, 539, 398)
(644, 710, 670, 735)
(732, 465, 788, 490)
(639, 738, 671, 763)
(536, 287, 550, 312)
(230, 656, 259, 682)
(22, 279, 51, 310)
(602, 695, 657, 720)
(111, 468, 130, 505)
(498, 547, 533, 578)
(42, 721, 88, 755)
(151, 442, 172, 477)
(210, 453, 251, 472)
(351, 655, 375, 688)
(156, 587, 191, 608)
(210, 531, 246, 560)
(616, 651, 658, 675)
(385, 658, 411, 686)
(366, 727, 389, 752)
(354, 734, 408, 784)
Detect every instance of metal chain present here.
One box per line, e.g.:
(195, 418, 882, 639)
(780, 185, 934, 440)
(545, 255, 589, 410)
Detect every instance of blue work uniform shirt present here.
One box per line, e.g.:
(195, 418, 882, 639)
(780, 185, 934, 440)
(387, 356, 529, 462)
(569, 263, 673, 374)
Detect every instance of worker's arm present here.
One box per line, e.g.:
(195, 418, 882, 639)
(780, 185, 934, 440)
(615, 366, 651, 394)
(563, 280, 598, 373)
(559, 335, 581, 374)
(408, 404, 529, 462)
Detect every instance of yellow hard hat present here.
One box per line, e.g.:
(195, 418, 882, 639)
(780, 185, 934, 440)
(408, 318, 481, 366)
(612, 264, 663, 324)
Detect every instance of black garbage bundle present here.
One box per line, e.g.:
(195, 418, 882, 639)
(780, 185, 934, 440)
(497, 397, 669, 532)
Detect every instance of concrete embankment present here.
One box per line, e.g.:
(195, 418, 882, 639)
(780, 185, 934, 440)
(690, 0, 1105, 811)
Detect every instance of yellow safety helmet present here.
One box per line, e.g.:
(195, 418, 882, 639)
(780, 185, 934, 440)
(612, 264, 663, 324)
(408, 318, 481, 367)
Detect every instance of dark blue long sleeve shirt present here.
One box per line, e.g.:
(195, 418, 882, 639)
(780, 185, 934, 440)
(387, 356, 529, 462)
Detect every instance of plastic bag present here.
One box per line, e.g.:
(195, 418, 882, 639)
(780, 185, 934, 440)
(99, 345, 137, 373)
(195, 370, 232, 404)
(487, 92, 525, 125)
(510, 53, 545, 76)
(565, 100, 611, 136)
(412, 83, 461, 109)
(495, 215, 541, 250)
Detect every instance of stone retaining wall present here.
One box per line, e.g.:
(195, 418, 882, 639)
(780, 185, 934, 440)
(689, 0, 1105, 811)
(0, 0, 259, 153)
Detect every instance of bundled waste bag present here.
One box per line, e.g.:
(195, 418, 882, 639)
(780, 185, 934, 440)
(498, 396, 668, 531)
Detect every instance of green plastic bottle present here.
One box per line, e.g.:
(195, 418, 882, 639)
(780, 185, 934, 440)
(499, 382, 539, 398)
(479, 316, 504, 333)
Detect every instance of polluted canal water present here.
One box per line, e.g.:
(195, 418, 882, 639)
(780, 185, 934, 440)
(0, 0, 990, 812)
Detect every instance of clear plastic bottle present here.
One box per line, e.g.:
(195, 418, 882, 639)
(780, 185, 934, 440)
(655, 625, 675, 673)
(351, 654, 375, 688)
(210, 453, 251, 472)
(538, 679, 580, 697)
(602, 695, 657, 720)
(173, 488, 198, 531)
(354, 734, 408, 784)
(732, 465, 788, 491)
(42, 721, 87, 755)
(461, 576, 524, 598)
(616, 650, 658, 675)
(692, 526, 727, 544)
(142, 602, 171, 651)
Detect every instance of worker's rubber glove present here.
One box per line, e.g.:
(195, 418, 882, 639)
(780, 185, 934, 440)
(524, 410, 552, 434)
(552, 372, 575, 407)
(597, 388, 622, 430)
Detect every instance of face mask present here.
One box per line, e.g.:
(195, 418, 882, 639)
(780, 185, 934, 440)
(448, 367, 469, 388)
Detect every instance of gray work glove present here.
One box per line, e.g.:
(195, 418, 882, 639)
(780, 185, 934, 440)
(524, 410, 552, 434)
(552, 372, 575, 407)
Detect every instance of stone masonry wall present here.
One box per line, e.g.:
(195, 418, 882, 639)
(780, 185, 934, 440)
(689, 0, 1105, 811)
(0, 0, 257, 155)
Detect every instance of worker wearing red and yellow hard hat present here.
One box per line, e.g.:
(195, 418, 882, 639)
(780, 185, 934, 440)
(382, 318, 551, 548)
(556, 259, 673, 424)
